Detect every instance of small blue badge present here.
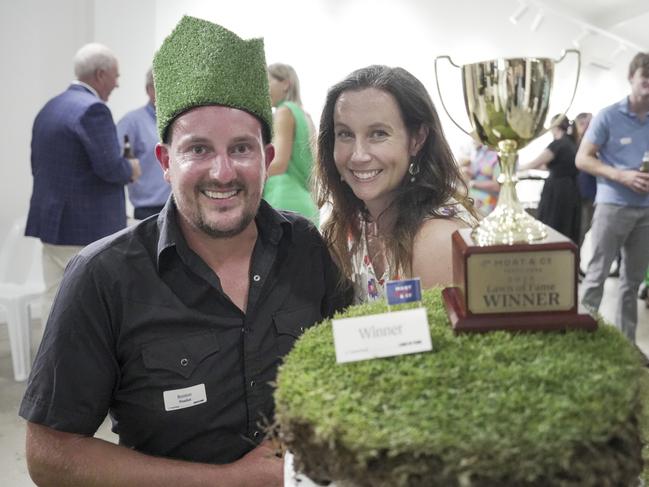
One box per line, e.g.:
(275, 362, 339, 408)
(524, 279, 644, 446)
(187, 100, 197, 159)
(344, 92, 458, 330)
(386, 278, 422, 305)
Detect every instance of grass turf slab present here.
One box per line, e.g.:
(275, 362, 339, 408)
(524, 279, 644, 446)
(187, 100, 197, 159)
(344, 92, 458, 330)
(275, 288, 644, 486)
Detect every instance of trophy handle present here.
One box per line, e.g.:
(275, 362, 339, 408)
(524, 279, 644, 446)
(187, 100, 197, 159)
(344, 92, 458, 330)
(434, 55, 473, 138)
(552, 49, 581, 125)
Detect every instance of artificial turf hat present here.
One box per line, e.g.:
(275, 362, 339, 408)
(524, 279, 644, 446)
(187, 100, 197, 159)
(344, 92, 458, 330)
(153, 15, 273, 142)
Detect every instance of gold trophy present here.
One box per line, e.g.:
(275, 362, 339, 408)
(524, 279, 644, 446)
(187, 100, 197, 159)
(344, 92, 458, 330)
(435, 51, 596, 333)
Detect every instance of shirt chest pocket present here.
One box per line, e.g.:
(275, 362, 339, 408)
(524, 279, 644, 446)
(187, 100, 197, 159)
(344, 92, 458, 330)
(273, 306, 323, 358)
(141, 331, 220, 380)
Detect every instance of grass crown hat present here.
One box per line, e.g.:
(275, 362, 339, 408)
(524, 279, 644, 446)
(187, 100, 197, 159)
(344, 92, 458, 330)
(153, 16, 273, 142)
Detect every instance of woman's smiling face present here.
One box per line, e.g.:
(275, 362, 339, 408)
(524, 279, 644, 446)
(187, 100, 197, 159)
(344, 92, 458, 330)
(333, 87, 419, 217)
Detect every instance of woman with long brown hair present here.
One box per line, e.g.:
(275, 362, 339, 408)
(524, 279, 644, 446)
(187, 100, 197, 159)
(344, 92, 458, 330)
(316, 65, 477, 302)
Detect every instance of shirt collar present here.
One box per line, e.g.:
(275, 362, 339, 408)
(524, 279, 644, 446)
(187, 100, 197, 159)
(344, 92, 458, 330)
(256, 199, 294, 245)
(617, 96, 649, 120)
(615, 97, 629, 114)
(71, 80, 100, 99)
(145, 102, 156, 118)
(156, 198, 294, 270)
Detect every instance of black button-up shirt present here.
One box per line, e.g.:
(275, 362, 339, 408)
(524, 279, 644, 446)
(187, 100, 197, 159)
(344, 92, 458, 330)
(20, 200, 351, 463)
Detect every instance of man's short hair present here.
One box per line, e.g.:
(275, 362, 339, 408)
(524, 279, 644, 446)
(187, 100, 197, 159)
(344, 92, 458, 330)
(74, 43, 117, 80)
(628, 52, 649, 78)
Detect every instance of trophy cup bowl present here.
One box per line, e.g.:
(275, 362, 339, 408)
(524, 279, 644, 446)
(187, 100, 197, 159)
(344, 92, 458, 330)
(436, 51, 580, 245)
(435, 50, 596, 333)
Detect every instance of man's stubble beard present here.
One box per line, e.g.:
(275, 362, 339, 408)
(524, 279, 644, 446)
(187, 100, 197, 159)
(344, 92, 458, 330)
(195, 200, 260, 239)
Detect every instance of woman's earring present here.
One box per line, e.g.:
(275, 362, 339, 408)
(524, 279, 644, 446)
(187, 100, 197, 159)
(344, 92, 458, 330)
(408, 161, 420, 183)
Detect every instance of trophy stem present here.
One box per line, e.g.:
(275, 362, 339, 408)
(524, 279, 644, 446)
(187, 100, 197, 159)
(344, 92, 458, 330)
(471, 140, 547, 246)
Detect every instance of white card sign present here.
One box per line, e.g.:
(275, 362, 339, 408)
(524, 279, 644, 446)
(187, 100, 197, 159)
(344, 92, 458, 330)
(332, 307, 432, 363)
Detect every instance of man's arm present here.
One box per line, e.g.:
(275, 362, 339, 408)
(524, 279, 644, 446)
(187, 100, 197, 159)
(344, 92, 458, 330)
(518, 148, 553, 171)
(79, 103, 139, 184)
(576, 139, 649, 193)
(267, 106, 294, 176)
(26, 422, 283, 487)
(319, 236, 354, 317)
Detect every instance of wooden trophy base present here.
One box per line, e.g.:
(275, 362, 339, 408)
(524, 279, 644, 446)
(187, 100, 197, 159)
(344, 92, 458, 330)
(442, 227, 597, 334)
(443, 287, 597, 333)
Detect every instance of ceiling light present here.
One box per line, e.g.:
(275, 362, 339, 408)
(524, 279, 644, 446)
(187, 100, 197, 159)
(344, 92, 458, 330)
(509, 2, 528, 24)
(588, 58, 613, 70)
(530, 10, 544, 32)
(572, 30, 590, 48)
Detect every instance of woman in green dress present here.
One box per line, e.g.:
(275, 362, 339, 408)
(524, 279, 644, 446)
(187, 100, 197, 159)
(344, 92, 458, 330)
(264, 63, 319, 225)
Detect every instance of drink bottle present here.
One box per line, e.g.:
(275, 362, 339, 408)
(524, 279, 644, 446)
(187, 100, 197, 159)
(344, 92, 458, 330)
(640, 151, 649, 172)
(123, 135, 134, 158)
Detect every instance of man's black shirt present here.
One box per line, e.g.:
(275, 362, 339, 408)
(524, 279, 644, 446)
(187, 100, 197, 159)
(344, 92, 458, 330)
(20, 199, 351, 463)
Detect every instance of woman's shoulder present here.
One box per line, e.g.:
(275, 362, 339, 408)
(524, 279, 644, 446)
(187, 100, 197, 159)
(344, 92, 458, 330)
(416, 214, 467, 244)
(275, 103, 295, 118)
(432, 199, 478, 227)
(550, 135, 576, 149)
(410, 202, 475, 288)
(278, 102, 312, 131)
(278, 101, 304, 117)
(273, 104, 297, 135)
(414, 204, 473, 248)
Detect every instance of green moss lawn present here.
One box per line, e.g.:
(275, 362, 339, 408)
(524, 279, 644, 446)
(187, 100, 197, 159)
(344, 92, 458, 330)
(276, 288, 645, 486)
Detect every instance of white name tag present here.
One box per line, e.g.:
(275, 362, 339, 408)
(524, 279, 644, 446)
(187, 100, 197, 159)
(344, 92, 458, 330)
(332, 307, 432, 363)
(620, 137, 632, 145)
(163, 383, 207, 411)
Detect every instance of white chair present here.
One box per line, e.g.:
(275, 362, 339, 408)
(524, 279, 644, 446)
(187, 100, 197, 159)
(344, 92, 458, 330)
(0, 217, 45, 381)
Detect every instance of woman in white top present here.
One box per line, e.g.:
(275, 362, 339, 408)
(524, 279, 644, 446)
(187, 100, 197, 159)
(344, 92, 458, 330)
(316, 65, 478, 303)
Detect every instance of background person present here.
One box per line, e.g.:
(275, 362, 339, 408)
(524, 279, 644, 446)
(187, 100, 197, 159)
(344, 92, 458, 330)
(117, 67, 170, 220)
(316, 65, 478, 303)
(576, 52, 649, 343)
(519, 114, 581, 243)
(575, 111, 622, 278)
(25, 42, 141, 323)
(20, 17, 351, 487)
(263, 63, 319, 225)
(457, 138, 500, 216)
(574, 112, 596, 276)
(574, 112, 595, 247)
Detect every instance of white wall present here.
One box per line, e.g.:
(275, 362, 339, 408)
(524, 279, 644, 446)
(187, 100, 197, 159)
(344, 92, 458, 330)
(0, 0, 92, 239)
(0, 0, 640, 241)
(93, 0, 157, 121)
(151, 0, 636, 160)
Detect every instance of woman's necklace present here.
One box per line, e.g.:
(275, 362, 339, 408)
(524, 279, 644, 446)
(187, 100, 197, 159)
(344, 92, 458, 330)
(365, 220, 387, 280)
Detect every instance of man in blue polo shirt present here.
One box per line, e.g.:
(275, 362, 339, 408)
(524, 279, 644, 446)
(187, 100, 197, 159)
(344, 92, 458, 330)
(117, 68, 171, 220)
(576, 52, 649, 342)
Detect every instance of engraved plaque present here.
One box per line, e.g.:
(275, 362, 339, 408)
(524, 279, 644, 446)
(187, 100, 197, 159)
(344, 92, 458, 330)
(442, 227, 596, 333)
(466, 250, 574, 313)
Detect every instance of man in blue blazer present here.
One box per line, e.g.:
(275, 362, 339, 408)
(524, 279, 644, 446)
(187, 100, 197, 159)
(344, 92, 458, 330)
(26, 43, 141, 323)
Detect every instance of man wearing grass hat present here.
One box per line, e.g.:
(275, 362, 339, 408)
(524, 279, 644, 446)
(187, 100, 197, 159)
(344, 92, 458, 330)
(20, 16, 351, 486)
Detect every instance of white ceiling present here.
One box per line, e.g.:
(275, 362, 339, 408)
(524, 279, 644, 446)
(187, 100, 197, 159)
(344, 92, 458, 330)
(537, 0, 649, 49)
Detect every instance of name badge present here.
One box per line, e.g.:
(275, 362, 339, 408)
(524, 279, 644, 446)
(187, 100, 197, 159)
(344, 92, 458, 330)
(163, 383, 207, 411)
(620, 137, 632, 145)
(332, 307, 432, 363)
(386, 278, 422, 305)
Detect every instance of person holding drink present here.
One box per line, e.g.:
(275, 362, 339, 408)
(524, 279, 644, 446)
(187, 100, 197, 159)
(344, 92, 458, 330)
(576, 52, 649, 342)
